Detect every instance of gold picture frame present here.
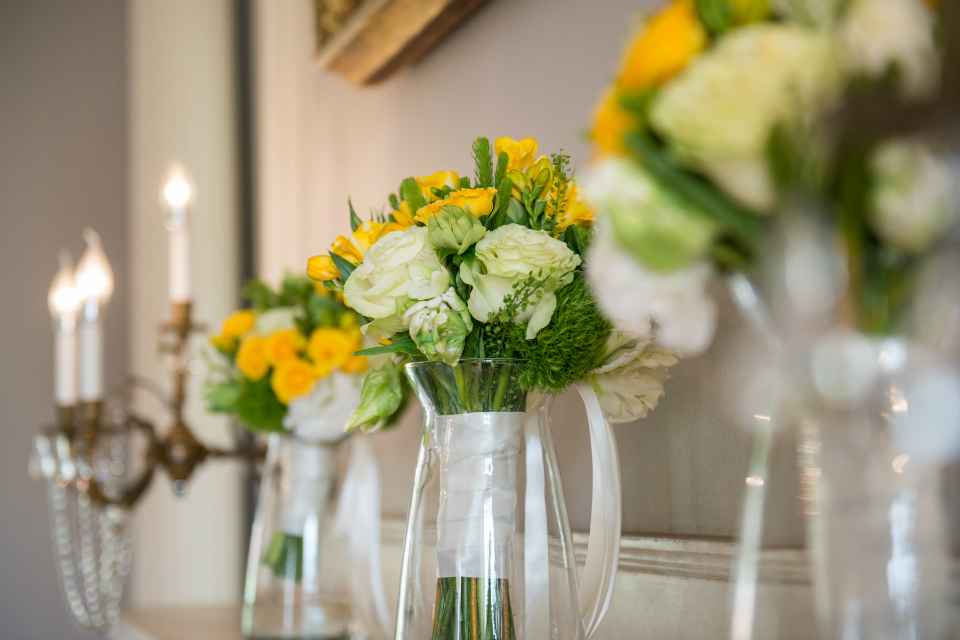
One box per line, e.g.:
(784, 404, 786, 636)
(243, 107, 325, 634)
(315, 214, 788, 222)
(314, 0, 490, 85)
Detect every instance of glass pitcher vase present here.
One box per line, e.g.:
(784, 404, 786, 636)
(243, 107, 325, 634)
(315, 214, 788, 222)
(242, 433, 356, 640)
(396, 359, 584, 640)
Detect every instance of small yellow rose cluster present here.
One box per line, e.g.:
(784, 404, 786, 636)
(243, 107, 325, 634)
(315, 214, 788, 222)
(212, 309, 365, 406)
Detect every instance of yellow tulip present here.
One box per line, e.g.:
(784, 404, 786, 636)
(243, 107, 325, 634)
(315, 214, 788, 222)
(209, 334, 238, 354)
(270, 358, 318, 405)
(330, 220, 401, 266)
(307, 255, 340, 282)
(221, 309, 256, 338)
(447, 187, 498, 218)
(413, 198, 450, 225)
(494, 137, 539, 171)
(307, 327, 357, 377)
(236, 335, 269, 381)
(264, 328, 306, 366)
(618, 0, 707, 91)
(392, 200, 416, 228)
(416, 171, 460, 201)
(590, 87, 637, 158)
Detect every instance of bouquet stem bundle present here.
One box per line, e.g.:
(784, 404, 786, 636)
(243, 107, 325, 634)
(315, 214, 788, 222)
(432, 577, 517, 640)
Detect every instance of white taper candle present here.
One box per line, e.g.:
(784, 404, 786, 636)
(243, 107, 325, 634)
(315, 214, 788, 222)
(169, 211, 192, 302)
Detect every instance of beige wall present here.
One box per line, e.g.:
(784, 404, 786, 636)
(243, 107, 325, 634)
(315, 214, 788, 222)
(127, 0, 243, 607)
(0, 1, 128, 637)
(255, 0, 806, 548)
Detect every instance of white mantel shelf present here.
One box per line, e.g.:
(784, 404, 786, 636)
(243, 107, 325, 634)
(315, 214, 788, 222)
(112, 517, 814, 640)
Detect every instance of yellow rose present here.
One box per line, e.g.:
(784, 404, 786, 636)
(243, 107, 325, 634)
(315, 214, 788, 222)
(307, 254, 340, 281)
(413, 198, 450, 225)
(446, 187, 498, 218)
(331, 220, 402, 265)
(307, 327, 357, 377)
(495, 137, 538, 171)
(222, 309, 256, 338)
(264, 328, 306, 366)
(270, 358, 318, 405)
(236, 335, 269, 381)
(591, 87, 637, 158)
(416, 171, 460, 201)
(618, 0, 707, 91)
(392, 200, 416, 228)
(209, 334, 238, 354)
(551, 183, 596, 233)
(341, 354, 368, 374)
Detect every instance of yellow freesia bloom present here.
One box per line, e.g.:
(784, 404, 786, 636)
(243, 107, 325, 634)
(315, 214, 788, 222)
(222, 309, 256, 338)
(416, 171, 460, 201)
(505, 169, 531, 200)
(413, 198, 450, 225)
(330, 220, 402, 266)
(209, 334, 238, 354)
(551, 183, 596, 233)
(236, 335, 269, 381)
(264, 328, 306, 366)
(447, 187, 498, 218)
(495, 137, 538, 171)
(392, 200, 416, 228)
(307, 255, 340, 282)
(341, 353, 368, 374)
(270, 358, 318, 405)
(307, 327, 357, 377)
(618, 0, 707, 91)
(590, 87, 636, 158)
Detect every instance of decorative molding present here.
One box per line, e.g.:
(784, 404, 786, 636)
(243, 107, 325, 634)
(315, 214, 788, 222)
(315, 0, 490, 85)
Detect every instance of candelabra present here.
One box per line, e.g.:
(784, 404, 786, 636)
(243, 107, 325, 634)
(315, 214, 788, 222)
(30, 165, 263, 634)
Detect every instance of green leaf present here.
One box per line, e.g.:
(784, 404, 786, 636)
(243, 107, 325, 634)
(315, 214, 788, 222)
(471, 137, 494, 188)
(401, 177, 427, 213)
(458, 176, 471, 189)
(388, 193, 399, 210)
(625, 131, 763, 254)
(349, 198, 363, 232)
(242, 279, 276, 310)
(487, 177, 513, 230)
(204, 381, 241, 413)
(505, 197, 526, 225)
(565, 224, 584, 256)
(494, 151, 509, 189)
(329, 252, 356, 283)
(695, 0, 734, 35)
(354, 335, 424, 357)
(234, 375, 286, 432)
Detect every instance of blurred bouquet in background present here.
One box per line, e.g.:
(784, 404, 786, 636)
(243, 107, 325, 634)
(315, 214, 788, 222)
(205, 274, 368, 439)
(587, 0, 953, 353)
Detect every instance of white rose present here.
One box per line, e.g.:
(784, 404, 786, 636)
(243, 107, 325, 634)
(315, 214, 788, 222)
(650, 24, 840, 210)
(343, 226, 449, 338)
(871, 139, 958, 254)
(586, 224, 718, 356)
(841, 0, 938, 101)
(254, 307, 299, 335)
(283, 371, 362, 443)
(590, 329, 679, 423)
(459, 223, 581, 339)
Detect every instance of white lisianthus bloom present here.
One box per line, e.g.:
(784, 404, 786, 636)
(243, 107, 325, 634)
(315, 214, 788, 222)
(404, 288, 473, 365)
(343, 226, 449, 339)
(589, 329, 679, 423)
(841, 0, 938, 101)
(460, 224, 581, 339)
(650, 24, 840, 211)
(586, 224, 718, 356)
(871, 140, 958, 254)
(254, 307, 299, 335)
(283, 371, 362, 443)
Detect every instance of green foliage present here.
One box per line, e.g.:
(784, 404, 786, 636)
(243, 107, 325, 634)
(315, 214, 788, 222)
(355, 335, 424, 358)
(329, 252, 356, 283)
(242, 279, 276, 311)
(543, 150, 571, 236)
(695, 0, 735, 34)
(349, 198, 363, 231)
(234, 375, 286, 432)
(388, 193, 400, 211)
(471, 137, 494, 188)
(487, 177, 513, 230)
(494, 151, 509, 189)
(205, 380, 240, 413)
(265, 532, 303, 581)
(401, 177, 427, 213)
(510, 276, 612, 394)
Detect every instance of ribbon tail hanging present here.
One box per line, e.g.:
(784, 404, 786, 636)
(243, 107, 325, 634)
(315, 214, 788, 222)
(576, 381, 622, 639)
(523, 403, 550, 640)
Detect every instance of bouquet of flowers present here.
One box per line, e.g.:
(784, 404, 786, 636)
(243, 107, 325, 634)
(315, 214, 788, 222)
(308, 136, 678, 639)
(585, 0, 952, 352)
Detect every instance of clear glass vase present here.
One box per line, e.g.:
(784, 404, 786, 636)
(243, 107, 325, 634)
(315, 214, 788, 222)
(243, 433, 357, 640)
(397, 359, 583, 640)
(806, 337, 956, 640)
